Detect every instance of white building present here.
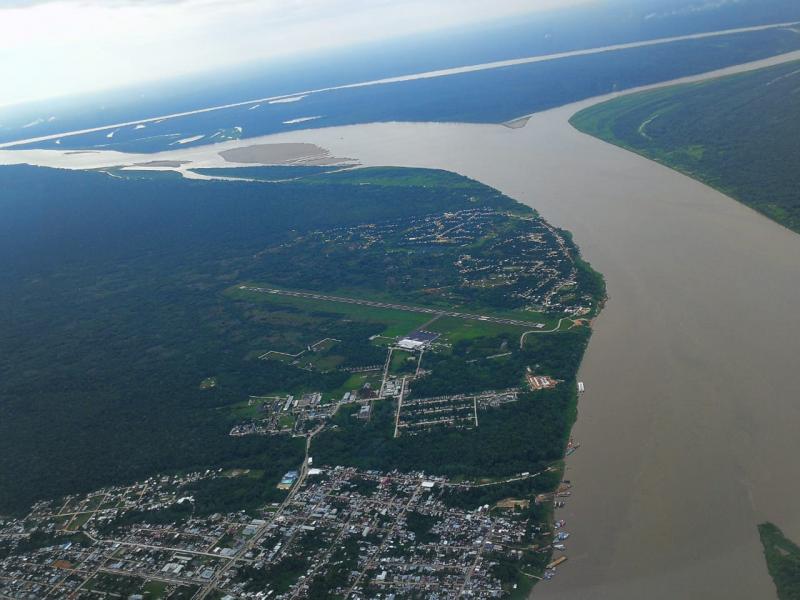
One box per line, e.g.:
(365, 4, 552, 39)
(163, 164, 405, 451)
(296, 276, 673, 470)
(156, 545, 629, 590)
(398, 338, 425, 351)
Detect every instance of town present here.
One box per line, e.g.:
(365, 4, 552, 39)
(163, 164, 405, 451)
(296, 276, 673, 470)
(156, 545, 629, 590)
(258, 207, 593, 317)
(228, 327, 560, 440)
(0, 464, 576, 599)
(0, 174, 600, 600)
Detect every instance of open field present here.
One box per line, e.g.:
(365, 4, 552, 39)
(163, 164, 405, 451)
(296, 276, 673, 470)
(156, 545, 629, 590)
(229, 285, 563, 353)
(427, 316, 541, 344)
(236, 286, 551, 329)
(227, 285, 434, 338)
(324, 371, 383, 403)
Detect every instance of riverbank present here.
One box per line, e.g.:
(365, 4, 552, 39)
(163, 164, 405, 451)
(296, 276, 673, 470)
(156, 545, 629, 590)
(3, 50, 800, 599)
(198, 68, 800, 598)
(570, 58, 800, 234)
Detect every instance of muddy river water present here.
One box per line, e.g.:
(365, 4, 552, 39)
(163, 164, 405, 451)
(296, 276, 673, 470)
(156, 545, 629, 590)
(249, 60, 800, 600)
(3, 52, 800, 599)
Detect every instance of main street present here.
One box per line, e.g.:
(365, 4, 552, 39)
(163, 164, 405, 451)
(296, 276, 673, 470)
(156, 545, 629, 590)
(194, 423, 323, 599)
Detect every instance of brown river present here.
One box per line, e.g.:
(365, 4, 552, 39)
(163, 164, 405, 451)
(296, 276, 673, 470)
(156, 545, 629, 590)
(2, 51, 800, 599)
(247, 55, 800, 599)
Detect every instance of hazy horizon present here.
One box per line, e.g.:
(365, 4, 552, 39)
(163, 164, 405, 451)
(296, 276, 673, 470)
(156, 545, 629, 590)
(1, 0, 597, 108)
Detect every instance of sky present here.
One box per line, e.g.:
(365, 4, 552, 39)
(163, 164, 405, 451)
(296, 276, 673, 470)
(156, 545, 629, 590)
(0, 0, 596, 107)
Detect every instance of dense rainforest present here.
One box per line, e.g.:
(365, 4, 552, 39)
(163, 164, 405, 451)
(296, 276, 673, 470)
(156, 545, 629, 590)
(571, 59, 800, 234)
(0, 165, 599, 515)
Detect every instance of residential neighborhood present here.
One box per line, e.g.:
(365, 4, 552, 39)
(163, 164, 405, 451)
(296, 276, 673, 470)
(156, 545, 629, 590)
(0, 465, 572, 599)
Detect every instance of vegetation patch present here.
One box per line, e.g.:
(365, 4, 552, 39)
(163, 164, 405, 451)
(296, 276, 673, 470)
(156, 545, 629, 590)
(572, 59, 800, 234)
(759, 522, 800, 599)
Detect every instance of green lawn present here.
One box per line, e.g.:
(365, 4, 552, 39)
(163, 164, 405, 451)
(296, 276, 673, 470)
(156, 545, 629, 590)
(229, 284, 555, 341)
(325, 372, 383, 401)
(389, 349, 416, 375)
(65, 511, 93, 531)
(143, 580, 168, 598)
(427, 316, 531, 344)
(229, 399, 267, 420)
(227, 285, 432, 338)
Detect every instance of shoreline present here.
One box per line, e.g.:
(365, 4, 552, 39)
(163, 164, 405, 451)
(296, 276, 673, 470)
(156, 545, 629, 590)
(2, 19, 798, 151)
(3, 48, 800, 599)
(3, 48, 800, 176)
(179, 60, 799, 597)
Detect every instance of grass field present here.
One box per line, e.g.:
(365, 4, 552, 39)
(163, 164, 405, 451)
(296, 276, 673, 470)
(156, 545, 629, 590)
(143, 580, 168, 598)
(227, 284, 560, 368)
(324, 372, 382, 402)
(571, 59, 800, 234)
(278, 414, 295, 429)
(229, 398, 275, 420)
(228, 284, 556, 337)
(227, 286, 433, 338)
(221, 468, 264, 479)
(228, 284, 568, 367)
(389, 349, 416, 375)
(65, 511, 93, 531)
(427, 316, 533, 344)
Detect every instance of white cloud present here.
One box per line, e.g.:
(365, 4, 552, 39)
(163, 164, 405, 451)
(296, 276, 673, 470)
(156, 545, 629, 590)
(644, 0, 743, 20)
(0, 0, 596, 107)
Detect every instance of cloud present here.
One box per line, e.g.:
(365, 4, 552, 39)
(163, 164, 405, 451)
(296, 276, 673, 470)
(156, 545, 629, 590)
(0, 0, 596, 107)
(644, 0, 743, 20)
(1, 0, 188, 6)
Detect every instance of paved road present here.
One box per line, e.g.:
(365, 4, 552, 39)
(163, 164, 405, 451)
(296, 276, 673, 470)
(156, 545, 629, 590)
(519, 318, 574, 348)
(195, 424, 323, 599)
(343, 483, 423, 599)
(82, 531, 227, 561)
(239, 286, 545, 328)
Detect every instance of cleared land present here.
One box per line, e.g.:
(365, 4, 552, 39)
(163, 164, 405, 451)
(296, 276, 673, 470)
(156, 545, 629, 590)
(237, 286, 548, 328)
(0, 165, 600, 521)
(0, 164, 601, 597)
(571, 59, 800, 233)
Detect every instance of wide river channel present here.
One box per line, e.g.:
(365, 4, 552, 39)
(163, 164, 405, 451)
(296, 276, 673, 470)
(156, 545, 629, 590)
(3, 52, 800, 599)
(250, 55, 800, 599)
